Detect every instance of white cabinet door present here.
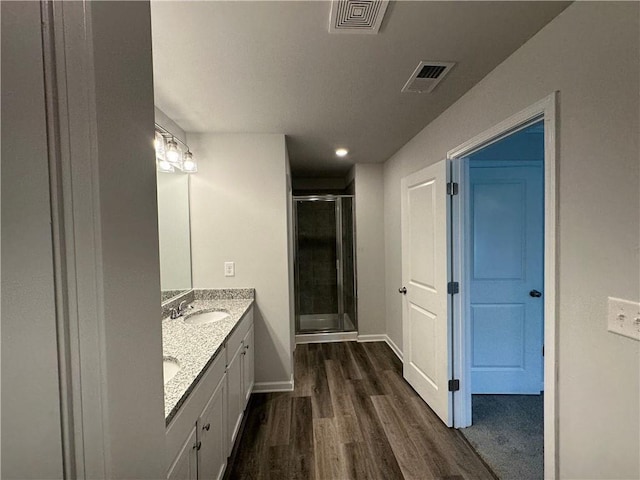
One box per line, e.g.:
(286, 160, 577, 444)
(167, 426, 198, 480)
(241, 324, 254, 410)
(198, 376, 227, 480)
(226, 343, 243, 453)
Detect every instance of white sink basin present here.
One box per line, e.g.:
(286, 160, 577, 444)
(184, 310, 230, 325)
(163, 357, 180, 385)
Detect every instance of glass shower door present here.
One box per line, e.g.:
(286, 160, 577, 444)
(295, 199, 340, 332)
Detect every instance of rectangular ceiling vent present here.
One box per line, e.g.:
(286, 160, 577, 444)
(402, 61, 456, 93)
(329, 0, 390, 34)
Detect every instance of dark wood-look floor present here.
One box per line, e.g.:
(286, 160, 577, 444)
(226, 342, 495, 480)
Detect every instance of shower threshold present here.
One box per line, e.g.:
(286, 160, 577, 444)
(298, 313, 356, 334)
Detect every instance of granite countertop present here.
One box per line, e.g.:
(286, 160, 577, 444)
(162, 289, 254, 425)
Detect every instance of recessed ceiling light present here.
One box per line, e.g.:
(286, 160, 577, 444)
(335, 148, 348, 157)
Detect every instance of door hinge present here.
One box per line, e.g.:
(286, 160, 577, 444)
(447, 281, 459, 295)
(448, 379, 460, 392)
(447, 182, 459, 196)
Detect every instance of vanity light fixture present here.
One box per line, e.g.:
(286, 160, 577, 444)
(155, 131, 174, 172)
(166, 138, 181, 165)
(182, 151, 197, 172)
(335, 148, 349, 157)
(154, 133, 164, 152)
(155, 123, 198, 174)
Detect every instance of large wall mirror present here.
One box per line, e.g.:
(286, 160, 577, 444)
(157, 171, 192, 302)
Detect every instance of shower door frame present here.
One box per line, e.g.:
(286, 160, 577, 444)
(293, 195, 358, 334)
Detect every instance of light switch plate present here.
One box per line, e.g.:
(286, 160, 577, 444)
(224, 261, 235, 277)
(607, 297, 640, 341)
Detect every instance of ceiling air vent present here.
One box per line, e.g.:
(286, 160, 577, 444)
(402, 61, 456, 93)
(329, 0, 390, 34)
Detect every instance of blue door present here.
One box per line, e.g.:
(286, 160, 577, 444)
(469, 161, 544, 394)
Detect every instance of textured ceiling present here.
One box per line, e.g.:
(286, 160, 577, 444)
(151, 1, 569, 177)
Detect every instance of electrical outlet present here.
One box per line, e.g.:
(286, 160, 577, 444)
(607, 297, 640, 341)
(224, 262, 235, 277)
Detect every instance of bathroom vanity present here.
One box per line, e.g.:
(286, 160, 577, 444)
(154, 117, 257, 479)
(162, 289, 255, 480)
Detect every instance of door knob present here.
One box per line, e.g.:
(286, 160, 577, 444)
(398, 287, 407, 295)
(529, 289, 542, 298)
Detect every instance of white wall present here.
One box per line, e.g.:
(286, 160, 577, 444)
(188, 133, 293, 385)
(353, 164, 386, 336)
(1, 3, 65, 477)
(383, 3, 639, 478)
(90, 2, 167, 476)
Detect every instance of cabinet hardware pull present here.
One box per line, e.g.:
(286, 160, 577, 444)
(203, 423, 211, 431)
(193, 441, 201, 451)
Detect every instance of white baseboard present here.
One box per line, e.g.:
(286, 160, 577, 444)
(252, 374, 294, 393)
(384, 335, 403, 362)
(296, 331, 357, 344)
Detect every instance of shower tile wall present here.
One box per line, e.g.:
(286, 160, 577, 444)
(297, 201, 338, 315)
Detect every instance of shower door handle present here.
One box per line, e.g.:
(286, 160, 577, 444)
(398, 287, 407, 295)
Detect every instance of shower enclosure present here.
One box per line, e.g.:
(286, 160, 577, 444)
(294, 195, 357, 334)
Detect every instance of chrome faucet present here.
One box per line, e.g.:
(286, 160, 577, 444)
(170, 300, 192, 319)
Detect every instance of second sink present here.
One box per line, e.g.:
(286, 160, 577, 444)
(184, 310, 231, 325)
(163, 357, 180, 384)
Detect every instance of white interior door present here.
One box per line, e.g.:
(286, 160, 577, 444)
(401, 160, 451, 426)
(468, 162, 544, 393)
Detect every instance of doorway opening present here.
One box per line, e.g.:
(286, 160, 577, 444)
(446, 93, 557, 479)
(293, 195, 357, 335)
(398, 94, 557, 478)
(455, 120, 545, 479)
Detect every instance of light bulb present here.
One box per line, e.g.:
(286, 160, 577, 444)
(154, 132, 166, 157)
(182, 151, 197, 172)
(166, 139, 180, 164)
(335, 148, 348, 157)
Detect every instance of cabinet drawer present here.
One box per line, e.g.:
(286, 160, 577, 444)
(225, 307, 253, 365)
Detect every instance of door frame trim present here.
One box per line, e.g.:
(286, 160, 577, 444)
(41, 1, 111, 476)
(447, 93, 558, 479)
